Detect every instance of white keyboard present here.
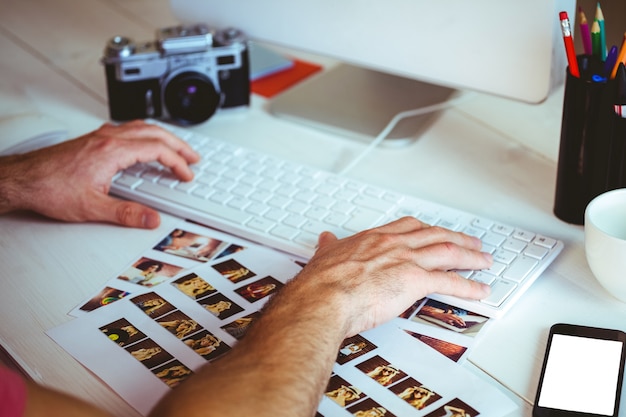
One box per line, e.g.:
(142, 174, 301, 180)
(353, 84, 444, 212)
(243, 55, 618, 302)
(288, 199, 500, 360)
(110, 123, 563, 318)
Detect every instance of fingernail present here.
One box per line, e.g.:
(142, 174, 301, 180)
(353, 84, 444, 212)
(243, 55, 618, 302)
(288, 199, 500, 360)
(482, 252, 493, 263)
(142, 212, 160, 229)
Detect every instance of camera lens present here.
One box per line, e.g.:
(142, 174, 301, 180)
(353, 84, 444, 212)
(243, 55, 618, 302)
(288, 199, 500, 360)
(164, 72, 220, 125)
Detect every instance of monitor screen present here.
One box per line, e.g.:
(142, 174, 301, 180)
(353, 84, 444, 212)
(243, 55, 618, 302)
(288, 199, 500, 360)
(170, 0, 575, 142)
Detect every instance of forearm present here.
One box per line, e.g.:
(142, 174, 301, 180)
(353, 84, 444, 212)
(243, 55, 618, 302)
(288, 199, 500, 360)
(0, 154, 28, 215)
(150, 276, 350, 417)
(24, 381, 113, 417)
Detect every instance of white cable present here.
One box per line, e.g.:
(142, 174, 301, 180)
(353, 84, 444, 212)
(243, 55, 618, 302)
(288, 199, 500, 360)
(337, 92, 475, 176)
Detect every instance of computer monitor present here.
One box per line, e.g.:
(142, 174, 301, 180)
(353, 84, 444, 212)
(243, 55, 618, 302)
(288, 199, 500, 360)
(170, 0, 575, 144)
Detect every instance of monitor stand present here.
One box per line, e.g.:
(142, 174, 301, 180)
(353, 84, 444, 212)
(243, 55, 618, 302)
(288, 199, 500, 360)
(268, 63, 457, 147)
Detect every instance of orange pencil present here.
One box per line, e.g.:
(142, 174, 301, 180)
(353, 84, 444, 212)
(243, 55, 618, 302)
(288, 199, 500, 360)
(611, 32, 626, 79)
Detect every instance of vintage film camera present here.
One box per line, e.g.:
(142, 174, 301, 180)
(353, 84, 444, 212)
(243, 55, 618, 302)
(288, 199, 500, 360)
(102, 24, 249, 125)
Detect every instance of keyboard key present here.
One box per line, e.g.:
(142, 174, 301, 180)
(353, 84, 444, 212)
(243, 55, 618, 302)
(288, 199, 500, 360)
(264, 208, 287, 222)
(270, 225, 299, 240)
(483, 261, 507, 277)
(246, 203, 268, 216)
(283, 214, 307, 228)
(523, 244, 550, 260)
(472, 218, 494, 230)
(114, 174, 142, 189)
(534, 235, 557, 248)
(502, 238, 527, 253)
(482, 232, 506, 247)
(136, 182, 250, 224)
(493, 249, 517, 265)
(503, 256, 538, 282)
(437, 218, 460, 231)
(481, 279, 516, 307)
(343, 208, 386, 232)
(512, 230, 535, 242)
(492, 224, 514, 236)
(294, 231, 319, 248)
(471, 271, 496, 285)
(324, 212, 349, 227)
(352, 195, 393, 213)
(247, 217, 275, 233)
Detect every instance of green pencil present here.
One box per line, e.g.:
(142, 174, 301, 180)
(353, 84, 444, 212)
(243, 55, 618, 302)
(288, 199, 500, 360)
(591, 19, 602, 59)
(595, 2, 606, 61)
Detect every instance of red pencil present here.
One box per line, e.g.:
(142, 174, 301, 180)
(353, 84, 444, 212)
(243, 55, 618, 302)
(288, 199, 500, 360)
(559, 11, 580, 78)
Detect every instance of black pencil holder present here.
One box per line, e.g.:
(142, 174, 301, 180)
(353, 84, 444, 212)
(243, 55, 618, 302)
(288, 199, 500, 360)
(553, 61, 626, 225)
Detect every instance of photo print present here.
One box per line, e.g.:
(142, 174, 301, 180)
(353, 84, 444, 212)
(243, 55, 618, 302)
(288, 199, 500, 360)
(398, 298, 426, 319)
(347, 398, 396, 417)
(151, 360, 193, 388)
(337, 334, 377, 365)
(356, 355, 407, 387)
(79, 287, 130, 312)
(171, 273, 217, 300)
(403, 331, 468, 363)
(156, 310, 200, 339)
(154, 228, 228, 262)
(132, 292, 177, 319)
(125, 338, 174, 370)
(389, 377, 441, 411)
(182, 329, 231, 360)
(214, 243, 245, 259)
(221, 312, 261, 340)
(413, 299, 488, 336)
(324, 374, 365, 408)
(234, 276, 283, 303)
(424, 398, 479, 417)
(117, 257, 183, 287)
(211, 258, 256, 283)
(99, 318, 147, 347)
(199, 292, 244, 320)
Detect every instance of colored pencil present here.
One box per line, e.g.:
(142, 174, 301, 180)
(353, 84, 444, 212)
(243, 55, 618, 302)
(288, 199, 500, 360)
(595, 3, 606, 60)
(591, 20, 601, 59)
(559, 11, 580, 77)
(604, 46, 618, 77)
(611, 33, 626, 79)
(579, 7, 593, 56)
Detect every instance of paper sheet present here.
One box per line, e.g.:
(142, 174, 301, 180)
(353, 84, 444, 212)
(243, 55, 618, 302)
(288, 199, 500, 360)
(48, 221, 516, 416)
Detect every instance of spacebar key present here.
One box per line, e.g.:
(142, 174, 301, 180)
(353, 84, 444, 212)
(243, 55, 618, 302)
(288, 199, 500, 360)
(136, 182, 251, 224)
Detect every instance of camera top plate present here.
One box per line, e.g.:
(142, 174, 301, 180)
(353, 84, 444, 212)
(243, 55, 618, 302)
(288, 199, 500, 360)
(157, 24, 213, 55)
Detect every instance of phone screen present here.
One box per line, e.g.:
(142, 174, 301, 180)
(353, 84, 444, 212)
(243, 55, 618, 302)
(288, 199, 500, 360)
(537, 333, 624, 415)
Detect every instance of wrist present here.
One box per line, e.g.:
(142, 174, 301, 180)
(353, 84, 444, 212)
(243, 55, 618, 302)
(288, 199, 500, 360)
(263, 269, 354, 342)
(0, 155, 26, 214)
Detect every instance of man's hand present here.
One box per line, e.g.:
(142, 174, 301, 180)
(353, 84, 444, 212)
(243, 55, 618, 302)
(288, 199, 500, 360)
(292, 216, 492, 337)
(0, 120, 199, 228)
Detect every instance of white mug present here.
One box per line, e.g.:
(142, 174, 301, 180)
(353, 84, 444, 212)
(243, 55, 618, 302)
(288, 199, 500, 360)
(584, 188, 626, 303)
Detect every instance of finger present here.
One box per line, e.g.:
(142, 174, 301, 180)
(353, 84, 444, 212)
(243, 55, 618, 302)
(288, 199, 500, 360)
(316, 231, 338, 249)
(425, 270, 491, 300)
(88, 193, 162, 229)
(112, 139, 198, 182)
(368, 216, 429, 235)
(405, 225, 483, 252)
(105, 121, 200, 164)
(413, 242, 493, 272)
(113, 200, 162, 229)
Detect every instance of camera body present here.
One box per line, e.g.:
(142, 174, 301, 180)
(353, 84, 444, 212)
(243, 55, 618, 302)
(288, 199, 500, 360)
(102, 24, 249, 125)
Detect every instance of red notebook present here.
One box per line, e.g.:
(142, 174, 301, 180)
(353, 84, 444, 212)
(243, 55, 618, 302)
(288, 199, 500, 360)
(251, 59, 322, 98)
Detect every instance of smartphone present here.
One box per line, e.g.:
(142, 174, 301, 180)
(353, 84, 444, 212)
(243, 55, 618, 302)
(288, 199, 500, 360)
(533, 323, 626, 417)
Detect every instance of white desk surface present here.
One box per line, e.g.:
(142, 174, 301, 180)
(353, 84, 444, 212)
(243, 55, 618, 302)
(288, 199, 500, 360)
(2, 1, 626, 416)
